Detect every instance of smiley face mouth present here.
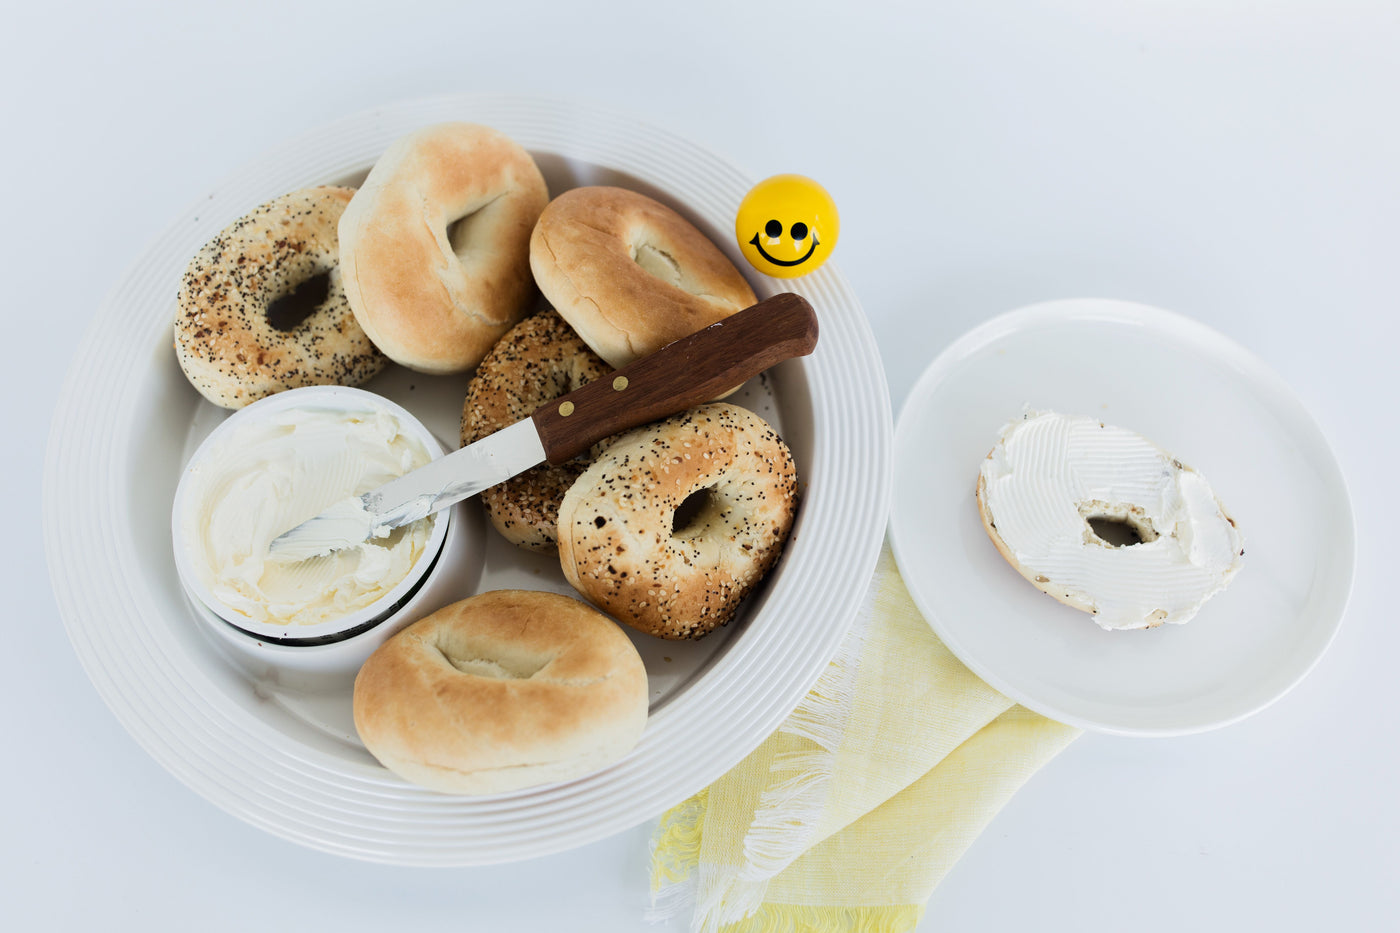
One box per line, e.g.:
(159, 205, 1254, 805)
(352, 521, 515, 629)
(749, 231, 819, 267)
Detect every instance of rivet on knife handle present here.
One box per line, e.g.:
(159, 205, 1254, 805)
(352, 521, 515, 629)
(532, 292, 819, 464)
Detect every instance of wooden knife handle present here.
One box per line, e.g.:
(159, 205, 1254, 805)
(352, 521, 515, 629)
(532, 292, 819, 464)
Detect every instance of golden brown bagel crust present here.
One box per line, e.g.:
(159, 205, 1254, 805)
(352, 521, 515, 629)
(461, 310, 612, 552)
(529, 186, 757, 368)
(352, 590, 649, 795)
(174, 186, 386, 409)
(557, 403, 798, 640)
(338, 123, 549, 374)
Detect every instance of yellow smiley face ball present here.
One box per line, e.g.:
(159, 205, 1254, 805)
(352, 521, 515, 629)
(735, 174, 839, 278)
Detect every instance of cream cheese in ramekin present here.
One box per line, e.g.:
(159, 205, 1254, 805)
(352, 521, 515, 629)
(180, 406, 434, 627)
(979, 410, 1244, 629)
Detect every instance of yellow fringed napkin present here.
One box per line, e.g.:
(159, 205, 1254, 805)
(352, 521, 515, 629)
(649, 543, 1081, 933)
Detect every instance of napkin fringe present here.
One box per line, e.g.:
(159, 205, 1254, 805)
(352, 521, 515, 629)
(773, 621, 866, 751)
(648, 787, 708, 922)
(648, 614, 871, 931)
(649, 793, 771, 931)
(647, 874, 697, 924)
(697, 868, 769, 933)
(739, 590, 872, 883)
(649, 549, 888, 933)
(734, 751, 833, 885)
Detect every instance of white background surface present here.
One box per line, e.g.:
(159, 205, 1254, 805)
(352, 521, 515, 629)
(7, 1, 1396, 929)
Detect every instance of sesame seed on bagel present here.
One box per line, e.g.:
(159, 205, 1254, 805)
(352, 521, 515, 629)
(556, 403, 798, 640)
(174, 186, 386, 409)
(461, 309, 612, 553)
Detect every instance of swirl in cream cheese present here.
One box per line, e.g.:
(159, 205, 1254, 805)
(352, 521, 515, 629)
(979, 411, 1244, 629)
(181, 406, 434, 627)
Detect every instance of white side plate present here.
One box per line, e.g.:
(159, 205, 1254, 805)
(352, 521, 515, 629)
(889, 299, 1354, 736)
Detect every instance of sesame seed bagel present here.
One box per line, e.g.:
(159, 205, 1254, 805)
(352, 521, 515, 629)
(529, 186, 757, 369)
(174, 186, 386, 409)
(338, 123, 549, 374)
(556, 403, 798, 640)
(461, 309, 612, 553)
(352, 590, 649, 795)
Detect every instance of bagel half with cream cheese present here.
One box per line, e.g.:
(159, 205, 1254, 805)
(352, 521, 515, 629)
(977, 410, 1244, 629)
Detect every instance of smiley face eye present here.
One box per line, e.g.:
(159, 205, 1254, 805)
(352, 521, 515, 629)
(764, 219, 782, 238)
(790, 222, 809, 241)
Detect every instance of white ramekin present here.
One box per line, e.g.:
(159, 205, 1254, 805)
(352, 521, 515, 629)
(171, 385, 462, 672)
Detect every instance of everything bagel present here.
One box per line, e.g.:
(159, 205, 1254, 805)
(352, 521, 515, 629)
(174, 186, 386, 409)
(461, 309, 612, 552)
(338, 123, 549, 374)
(529, 186, 757, 369)
(556, 403, 798, 640)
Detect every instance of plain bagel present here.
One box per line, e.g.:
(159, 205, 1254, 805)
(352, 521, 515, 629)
(529, 186, 757, 369)
(557, 403, 798, 640)
(174, 186, 386, 409)
(338, 122, 549, 373)
(352, 590, 649, 795)
(461, 309, 612, 553)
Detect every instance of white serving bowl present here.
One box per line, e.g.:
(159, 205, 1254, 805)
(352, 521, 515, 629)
(45, 94, 891, 865)
(171, 385, 469, 672)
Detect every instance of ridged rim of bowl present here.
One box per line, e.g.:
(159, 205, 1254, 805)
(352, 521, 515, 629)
(42, 93, 892, 866)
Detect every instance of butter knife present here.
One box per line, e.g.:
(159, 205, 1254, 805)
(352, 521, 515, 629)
(268, 292, 819, 559)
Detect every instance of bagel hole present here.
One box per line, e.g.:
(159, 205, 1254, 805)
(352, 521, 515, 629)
(1087, 517, 1145, 547)
(437, 645, 547, 680)
(632, 242, 683, 287)
(266, 271, 331, 332)
(446, 194, 506, 260)
(1078, 501, 1159, 548)
(672, 487, 718, 539)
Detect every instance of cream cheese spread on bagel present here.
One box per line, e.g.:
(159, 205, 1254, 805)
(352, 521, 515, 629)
(977, 410, 1244, 630)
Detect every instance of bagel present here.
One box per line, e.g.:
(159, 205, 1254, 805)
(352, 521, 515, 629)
(977, 410, 1245, 630)
(338, 122, 549, 374)
(174, 186, 386, 409)
(461, 309, 612, 552)
(557, 403, 798, 640)
(352, 590, 649, 795)
(529, 186, 757, 369)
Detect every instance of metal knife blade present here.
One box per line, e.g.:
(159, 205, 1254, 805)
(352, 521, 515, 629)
(266, 418, 545, 560)
(267, 291, 820, 559)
